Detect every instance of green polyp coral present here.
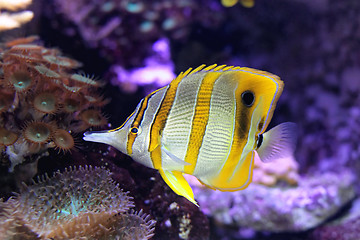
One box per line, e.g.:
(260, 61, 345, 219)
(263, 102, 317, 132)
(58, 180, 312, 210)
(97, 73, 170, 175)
(0, 166, 156, 240)
(8, 71, 33, 92)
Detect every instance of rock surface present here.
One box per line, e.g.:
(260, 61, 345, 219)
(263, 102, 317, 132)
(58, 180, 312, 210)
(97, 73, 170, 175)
(194, 170, 356, 232)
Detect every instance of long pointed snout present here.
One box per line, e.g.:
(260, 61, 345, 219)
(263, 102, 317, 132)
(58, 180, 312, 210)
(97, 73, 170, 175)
(83, 129, 127, 153)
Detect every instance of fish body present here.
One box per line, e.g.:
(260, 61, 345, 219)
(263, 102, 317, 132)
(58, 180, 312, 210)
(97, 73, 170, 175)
(84, 64, 296, 206)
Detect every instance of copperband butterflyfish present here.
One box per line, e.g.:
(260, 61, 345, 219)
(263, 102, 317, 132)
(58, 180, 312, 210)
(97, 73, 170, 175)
(83, 64, 296, 206)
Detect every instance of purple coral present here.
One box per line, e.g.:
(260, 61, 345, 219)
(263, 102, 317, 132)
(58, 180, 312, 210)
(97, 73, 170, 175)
(110, 38, 176, 93)
(194, 170, 356, 232)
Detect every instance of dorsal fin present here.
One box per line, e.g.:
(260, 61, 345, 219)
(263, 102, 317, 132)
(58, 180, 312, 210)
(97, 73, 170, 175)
(176, 64, 245, 82)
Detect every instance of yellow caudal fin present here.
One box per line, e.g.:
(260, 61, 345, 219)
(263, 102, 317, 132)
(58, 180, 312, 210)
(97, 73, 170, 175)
(159, 169, 198, 206)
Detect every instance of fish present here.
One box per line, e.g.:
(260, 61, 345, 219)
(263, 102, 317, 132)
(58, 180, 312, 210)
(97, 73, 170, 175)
(221, 0, 255, 8)
(83, 64, 296, 206)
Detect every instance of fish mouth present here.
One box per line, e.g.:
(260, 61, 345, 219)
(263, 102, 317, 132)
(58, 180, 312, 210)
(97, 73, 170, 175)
(84, 129, 111, 136)
(83, 130, 111, 143)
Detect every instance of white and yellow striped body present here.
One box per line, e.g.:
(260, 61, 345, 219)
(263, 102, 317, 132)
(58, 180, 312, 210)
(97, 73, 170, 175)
(84, 64, 287, 206)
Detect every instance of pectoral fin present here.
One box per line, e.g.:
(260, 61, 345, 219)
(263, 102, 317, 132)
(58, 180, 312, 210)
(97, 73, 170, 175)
(257, 122, 297, 163)
(159, 169, 198, 206)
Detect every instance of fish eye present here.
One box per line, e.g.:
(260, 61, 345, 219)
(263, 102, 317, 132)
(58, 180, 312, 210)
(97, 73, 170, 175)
(241, 90, 255, 107)
(130, 127, 139, 134)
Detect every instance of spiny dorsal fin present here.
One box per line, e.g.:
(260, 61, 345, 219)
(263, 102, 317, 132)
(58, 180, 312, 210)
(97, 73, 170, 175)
(177, 64, 243, 81)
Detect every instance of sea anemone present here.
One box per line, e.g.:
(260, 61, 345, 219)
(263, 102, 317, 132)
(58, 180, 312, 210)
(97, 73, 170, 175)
(0, 127, 18, 146)
(52, 129, 74, 153)
(0, 166, 155, 239)
(32, 92, 58, 114)
(23, 121, 52, 145)
(114, 210, 156, 240)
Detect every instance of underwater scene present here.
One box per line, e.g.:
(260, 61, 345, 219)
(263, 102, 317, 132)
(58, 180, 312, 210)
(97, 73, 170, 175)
(0, 0, 359, 239)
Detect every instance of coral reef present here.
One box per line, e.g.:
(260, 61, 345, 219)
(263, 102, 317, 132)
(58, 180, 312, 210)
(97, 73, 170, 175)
(311, 198, 360, 240)
(252, 154, 300, 186)
(194, 169, 356, 232)
(0, 0, 33, 31)
(0, 0, 357, 239)
(45, 0, 224, 65)
(273, 0, 360, 180)
(212, 0, 360, 186)
(0, 165, 155, 240)
(79, 144, 210, 240)
(186, 154, 299, 188)
(40, 0, 226, 94)
(110, 38, 175, 93)
(0, 36, 107, 172)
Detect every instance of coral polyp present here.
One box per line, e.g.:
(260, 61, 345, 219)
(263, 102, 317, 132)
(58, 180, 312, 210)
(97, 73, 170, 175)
(0, 166, 156, 240)
(7, 70, 33, 92)
(52, 129, 74, 152)
(79, 109, 106, 127)
(0, 91, 14, 113)
(0, 128, 18, 146)
(33, 92, 57, 114)
(63, 97, 81, 113)
(0, 36, 107, 172)
(70, 74, 100, 87)
(43, 55, 82, 69)
(23, 122, 52, 144)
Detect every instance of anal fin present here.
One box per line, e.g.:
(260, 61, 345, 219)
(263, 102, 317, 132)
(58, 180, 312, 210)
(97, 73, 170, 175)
(159, 169, 198, 206)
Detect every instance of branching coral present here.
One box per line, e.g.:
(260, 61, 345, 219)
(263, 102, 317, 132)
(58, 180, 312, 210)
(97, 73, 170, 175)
(0, 0, 33, 31)
(0, 166, 156, 240)
(0, 36, 108, 171)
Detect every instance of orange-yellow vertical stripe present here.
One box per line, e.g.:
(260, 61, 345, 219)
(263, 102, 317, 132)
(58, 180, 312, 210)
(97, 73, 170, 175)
(126, 88, 164, 155)
(184, 72, 222, 174)
(149, 70, 191, 169)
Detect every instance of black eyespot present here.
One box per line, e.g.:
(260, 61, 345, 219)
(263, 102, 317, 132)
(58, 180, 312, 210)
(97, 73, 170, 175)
(241, 90, 255, 107)
(130, 127, 138, 134)
(257, 134, 263, 148)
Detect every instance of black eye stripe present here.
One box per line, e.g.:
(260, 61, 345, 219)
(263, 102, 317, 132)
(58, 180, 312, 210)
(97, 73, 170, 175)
(241, 90, 255, 107)
(257, 134, 263, 148)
